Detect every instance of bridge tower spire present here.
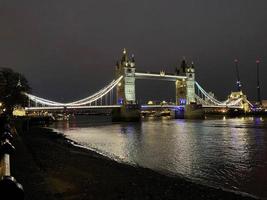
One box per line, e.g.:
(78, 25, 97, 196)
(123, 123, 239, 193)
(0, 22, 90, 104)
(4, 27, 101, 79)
(115, 48, 136, 105)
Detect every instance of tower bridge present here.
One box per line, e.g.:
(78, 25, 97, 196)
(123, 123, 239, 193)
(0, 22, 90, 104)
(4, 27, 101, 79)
(24, 49, 253, 121)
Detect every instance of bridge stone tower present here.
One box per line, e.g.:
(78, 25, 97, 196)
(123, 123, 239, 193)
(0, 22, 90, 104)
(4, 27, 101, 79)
(186, 62, 196, 104)
(115, 48, 136, 105)
(175, 59, 196, 105)
(113, 49, 140, 122)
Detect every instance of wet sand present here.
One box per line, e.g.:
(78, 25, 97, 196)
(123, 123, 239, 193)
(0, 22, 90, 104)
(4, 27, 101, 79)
(11, 127, 260, 200)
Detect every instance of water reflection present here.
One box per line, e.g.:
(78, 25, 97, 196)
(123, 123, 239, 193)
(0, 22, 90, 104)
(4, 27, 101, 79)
(51, 116, 267, 198)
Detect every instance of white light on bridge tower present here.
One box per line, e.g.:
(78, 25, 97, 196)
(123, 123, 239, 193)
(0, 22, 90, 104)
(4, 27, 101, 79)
(115, 49, 136, 105)
(124, 53, 136, 104)
(186, 62, 196, 104)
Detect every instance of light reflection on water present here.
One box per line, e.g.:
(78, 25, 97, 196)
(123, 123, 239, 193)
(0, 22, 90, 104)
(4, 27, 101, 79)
(51, 116, 267, 198)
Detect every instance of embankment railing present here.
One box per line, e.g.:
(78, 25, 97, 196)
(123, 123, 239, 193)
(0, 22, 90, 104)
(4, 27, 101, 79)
(0, 121, 24, 199)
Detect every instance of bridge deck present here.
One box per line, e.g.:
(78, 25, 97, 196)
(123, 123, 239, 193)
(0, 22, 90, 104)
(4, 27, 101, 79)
(25, 105, 122, 111)
(25, 104, 242, 111)
(135, 72, 186, 81)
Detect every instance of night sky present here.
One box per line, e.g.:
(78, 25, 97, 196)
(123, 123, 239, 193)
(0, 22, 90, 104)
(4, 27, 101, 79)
(0, 0, 267, 103)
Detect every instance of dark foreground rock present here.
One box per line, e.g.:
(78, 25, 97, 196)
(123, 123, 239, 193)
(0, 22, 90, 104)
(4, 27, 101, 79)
(11, 127, 260, 200)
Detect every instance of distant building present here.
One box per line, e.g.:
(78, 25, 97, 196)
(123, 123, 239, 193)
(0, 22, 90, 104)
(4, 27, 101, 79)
(147, 101, 153, 105)
(13, 107, 26, 116)
(262, 100, 267, 108)
(228, 91, 250, 112)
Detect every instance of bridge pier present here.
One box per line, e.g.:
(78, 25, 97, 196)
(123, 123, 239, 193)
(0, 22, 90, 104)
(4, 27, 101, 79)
(184, 104, 204, 119)
(111, 105, 140, 122)
(174, 107, 185, 119)
(174, 105, 204, 119)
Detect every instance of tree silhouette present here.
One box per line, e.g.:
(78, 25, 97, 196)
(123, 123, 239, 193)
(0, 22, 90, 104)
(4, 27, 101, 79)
(0, 68, 31, 115)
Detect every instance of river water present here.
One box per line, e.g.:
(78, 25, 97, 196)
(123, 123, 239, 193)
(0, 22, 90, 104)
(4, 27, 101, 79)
(51, 116, 267, 198)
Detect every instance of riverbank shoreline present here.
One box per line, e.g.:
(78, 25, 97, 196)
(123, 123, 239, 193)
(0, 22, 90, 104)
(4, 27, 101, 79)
(11, 126, 260, 200)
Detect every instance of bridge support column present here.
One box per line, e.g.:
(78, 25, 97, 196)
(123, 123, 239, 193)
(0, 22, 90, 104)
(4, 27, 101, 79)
(175, 59, 197, 106)
(175, 79, 187, 106)
(173, 105, 204, 119)
(184, 104, 204, 119)
(175, 60, 204, 119)
(111, 105, 140, 122)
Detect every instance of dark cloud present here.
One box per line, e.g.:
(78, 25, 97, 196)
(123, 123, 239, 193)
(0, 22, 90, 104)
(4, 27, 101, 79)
(0, 0, 266, 102)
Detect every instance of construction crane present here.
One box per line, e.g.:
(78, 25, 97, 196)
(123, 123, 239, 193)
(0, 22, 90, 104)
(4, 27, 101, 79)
(234, 59, 242, 91)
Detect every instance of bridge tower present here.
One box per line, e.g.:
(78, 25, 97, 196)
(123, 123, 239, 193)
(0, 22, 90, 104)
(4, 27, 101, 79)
(113, 49, 140, 121)
(115, 48, 136, 105)
(186, 62, 196, 104)
(175, 58, 196, 105)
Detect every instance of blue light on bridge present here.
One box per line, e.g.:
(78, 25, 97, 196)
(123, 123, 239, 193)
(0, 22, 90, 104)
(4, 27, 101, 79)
(118, 98, 124, 105)
(179, 98, 186, 105)
(175, 106, 184, 111)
